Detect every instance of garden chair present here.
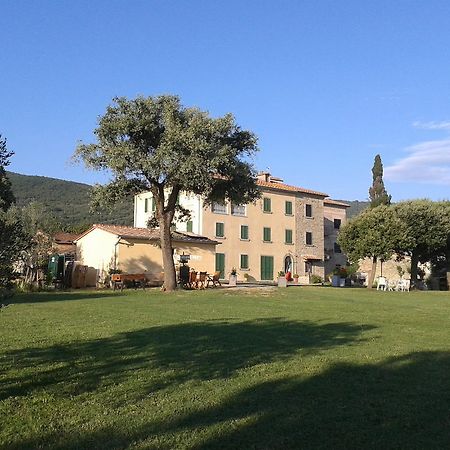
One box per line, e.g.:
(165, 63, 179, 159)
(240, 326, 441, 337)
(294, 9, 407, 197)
(197, 272, 207, 289)
(376, 276, 387, 291)
(206, 271, 222, 288)
(189, 270, 198, 289)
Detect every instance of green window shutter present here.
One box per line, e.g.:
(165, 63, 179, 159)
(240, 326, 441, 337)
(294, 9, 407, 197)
(285, 229, 293, 244)
(216, 222, 224, 237)
(240, 225, 249, 240)
(187, 220, 193, 232)
(215, 253, 225, 278)
(263, 197, 271, 212)
(285, 201, 292, 215)
(144, 198, 148, 213)
(240, 254, 249, 269)
(151, 198, 156, 212)
(263, 227, 271, 242)
(260, 256, 274, 280)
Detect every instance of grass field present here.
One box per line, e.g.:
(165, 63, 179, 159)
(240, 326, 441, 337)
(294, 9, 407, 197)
(1, 287, 449, 449)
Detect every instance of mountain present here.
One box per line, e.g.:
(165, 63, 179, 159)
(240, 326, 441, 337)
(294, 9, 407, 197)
(336, 200, 370, 218)
(7, 171, 133, 228)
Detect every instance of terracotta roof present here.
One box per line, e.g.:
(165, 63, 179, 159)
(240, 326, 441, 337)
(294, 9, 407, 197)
(256, 179, 328, 197)
(53, 232, 80, 244)
(75, 224, 219, 245)
(302, 254, 322, 261)
(324, 199, 350, 208)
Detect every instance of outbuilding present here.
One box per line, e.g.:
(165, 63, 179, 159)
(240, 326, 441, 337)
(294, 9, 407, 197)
(74, 224, 219, 286)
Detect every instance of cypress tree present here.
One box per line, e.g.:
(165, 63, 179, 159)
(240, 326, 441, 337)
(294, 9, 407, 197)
(369, 154, 391, 208)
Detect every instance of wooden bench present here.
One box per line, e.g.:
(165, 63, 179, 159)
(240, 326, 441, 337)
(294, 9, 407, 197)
(111, 273, 147, 291)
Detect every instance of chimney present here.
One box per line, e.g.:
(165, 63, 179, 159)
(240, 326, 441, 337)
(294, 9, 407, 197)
(257, 171, 270, 182)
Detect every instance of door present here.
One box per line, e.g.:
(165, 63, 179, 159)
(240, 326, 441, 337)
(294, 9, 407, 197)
(215, 253, 225, 278)
(284, 256, 292, 274)
(260, 256, 274, 281)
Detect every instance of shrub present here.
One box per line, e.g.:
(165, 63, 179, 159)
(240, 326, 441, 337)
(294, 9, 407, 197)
(310, 274, 323, 284)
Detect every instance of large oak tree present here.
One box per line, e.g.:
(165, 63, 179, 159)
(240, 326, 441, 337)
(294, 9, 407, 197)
(74, 95, 260, 291)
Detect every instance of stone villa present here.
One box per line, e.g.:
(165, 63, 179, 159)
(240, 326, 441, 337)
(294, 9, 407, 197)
(134, 172, 349, 282)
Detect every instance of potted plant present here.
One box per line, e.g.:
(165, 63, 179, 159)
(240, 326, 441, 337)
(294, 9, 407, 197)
(293, 273, 299, 283)
(229, 268, 237, 286)
(277, 270, 287, 287)
(243, 273, 250, 283)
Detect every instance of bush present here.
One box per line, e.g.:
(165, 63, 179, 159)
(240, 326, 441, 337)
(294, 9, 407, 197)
(310, 274, 323, 284)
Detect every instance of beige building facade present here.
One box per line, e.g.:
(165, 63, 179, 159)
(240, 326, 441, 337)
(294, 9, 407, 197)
(134, 173, 349, 282)
(75, 224, 218, 286)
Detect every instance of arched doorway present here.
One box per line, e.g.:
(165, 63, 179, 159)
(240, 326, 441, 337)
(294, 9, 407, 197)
(284, 255, 293, 274)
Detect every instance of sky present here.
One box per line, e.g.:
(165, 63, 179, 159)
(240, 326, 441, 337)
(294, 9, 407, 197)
(1, 0, 450, 201)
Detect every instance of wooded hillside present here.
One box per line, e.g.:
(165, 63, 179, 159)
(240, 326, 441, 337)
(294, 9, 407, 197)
(7, 171, 133, 228)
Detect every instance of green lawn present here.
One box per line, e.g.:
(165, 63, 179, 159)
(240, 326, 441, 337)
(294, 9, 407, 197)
(1, 287, 449, 449)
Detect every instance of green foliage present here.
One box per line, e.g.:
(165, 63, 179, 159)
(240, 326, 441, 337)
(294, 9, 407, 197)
(338, 205, 410, 263)
(0, 134, 15, 212)
(393, 200, 450, 287)
(369, 154, 391, 208)
(310, 274, 323, 283)
(0, 208, 31, 299)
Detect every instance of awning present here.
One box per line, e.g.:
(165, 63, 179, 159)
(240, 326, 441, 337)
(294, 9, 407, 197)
(302, 254, 322, 261)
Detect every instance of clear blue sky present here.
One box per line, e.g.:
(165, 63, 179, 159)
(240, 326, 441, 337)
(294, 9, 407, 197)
(1, 0, 450, 201)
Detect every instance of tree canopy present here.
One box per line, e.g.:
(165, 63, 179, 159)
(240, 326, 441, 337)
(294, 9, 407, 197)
(0, 135, 15, 212)
(338, 205, 411, 288)
(74, 95, 260, 290)
(393, 200, 450, 288)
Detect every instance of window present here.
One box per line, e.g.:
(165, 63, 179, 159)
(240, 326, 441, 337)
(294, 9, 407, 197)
(260, 256, 274, 280)
(151, 197, 156, 212)
(334, 219, 341, 230)
(144, 198, 149, 213)
(305, 204, 312, 218)
(212, 202, 227, 214)
(263, 227, 271, 242)
(334, 242, 342, 253)
(215, 222, 225, 238)
(285, 201, 293, 215)
(240, 225, 249, 240)
(240, 254, 249, 269)
(231, 204, 246, 216)
(285, 229, 293, 244)
(215, 253, 225, 278)
(263, 197, 272, 213)
(186, 220, 193, 232)
(306, 232, 313, 245)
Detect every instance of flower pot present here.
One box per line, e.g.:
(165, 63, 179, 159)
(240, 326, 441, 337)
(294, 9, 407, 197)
(229, 275, 237, 286)
(278, 277, 287, 288)
(331, 275, 340, 287)
(293, 277, 299, 284)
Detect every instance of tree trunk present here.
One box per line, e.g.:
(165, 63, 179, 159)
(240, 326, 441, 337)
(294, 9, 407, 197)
(159, 213, 177, 292)
(410, 251, 419, 290)
(367, 256, 377, 289)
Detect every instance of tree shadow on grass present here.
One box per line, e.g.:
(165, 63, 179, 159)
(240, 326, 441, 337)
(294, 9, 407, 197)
(0, 319, 374, 401)
(7, 351, 450, 450)
(165, 350, 450, 449)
